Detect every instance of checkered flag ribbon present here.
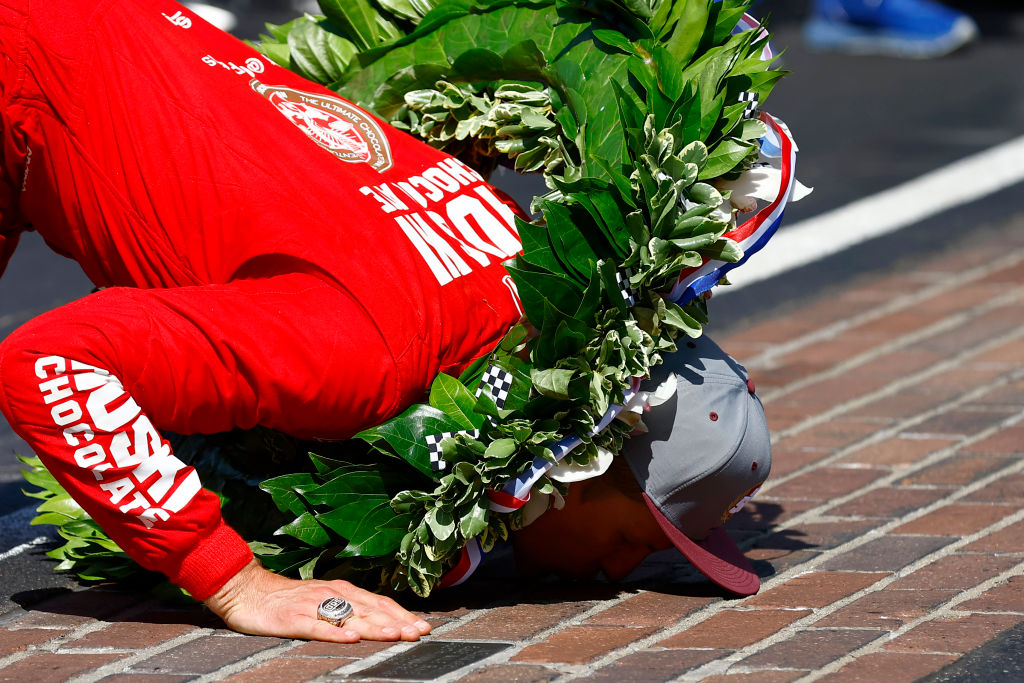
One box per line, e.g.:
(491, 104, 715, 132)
(738, 91, 759, 119)
(616, 268, 637, 307)
(425, 365, 513, 472)
(476, 365, 513, 409)
(425, 428, 481, 472)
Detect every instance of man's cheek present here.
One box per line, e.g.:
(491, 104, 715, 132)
(600, 545, 651, 581)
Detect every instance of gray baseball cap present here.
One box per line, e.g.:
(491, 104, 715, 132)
(622, 334, 770, 596)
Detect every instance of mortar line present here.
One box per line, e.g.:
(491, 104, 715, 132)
(330, 605, 513, 680)
(64, 627, 214, 683)
(330, 640, 418, 678)
(758, 396, 1024, 536)
(556, 424, 1024, 681)
(0, 614, 114, 670)
(337, 588, 639, 681)
(758, 286, 1023, 404)
(671, 497, 1024, 683)
(770, 322, 1024, 444)
(760, 363, 1024, 497)
(793, 560, 1024, 682)
(675, 501, 1024, 679)
(738, 248, 1024, 371)
(337, 590, 641, 682)
(431, 591, 647, 682)
(189, 638, 305, 683)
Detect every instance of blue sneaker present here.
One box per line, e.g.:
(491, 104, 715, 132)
(804, 0, 978, 58)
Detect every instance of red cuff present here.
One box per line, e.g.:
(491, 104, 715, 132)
(165, 519, 254, 601)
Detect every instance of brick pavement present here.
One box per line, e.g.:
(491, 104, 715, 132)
(1, 217, 1022, 682)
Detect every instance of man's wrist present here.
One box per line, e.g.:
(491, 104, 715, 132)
(203, 557, 262, 618)
(167, 519, 254, 600)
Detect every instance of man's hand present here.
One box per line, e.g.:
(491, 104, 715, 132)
(204, 559, 432, 642)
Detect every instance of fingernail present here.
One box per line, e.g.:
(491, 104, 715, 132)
(382, 627, 398, 637)
(343, 630, 359, 640)
(416, 620, 431, 631)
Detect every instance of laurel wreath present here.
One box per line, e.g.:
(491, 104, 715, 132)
(21, 0, 786, 597)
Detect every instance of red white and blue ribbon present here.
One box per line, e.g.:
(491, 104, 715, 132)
(735, 12, 773, 61)
(666, 111, 797, 305)
(437, 537, 484, 589)
(486, 376, 643, 513)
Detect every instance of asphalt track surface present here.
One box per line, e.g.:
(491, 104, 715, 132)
(0, 0, 1021, 667)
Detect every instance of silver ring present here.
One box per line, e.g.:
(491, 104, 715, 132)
(316, 597, 353, 627)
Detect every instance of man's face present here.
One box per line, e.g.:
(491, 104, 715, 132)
(511, 473, 673, 581)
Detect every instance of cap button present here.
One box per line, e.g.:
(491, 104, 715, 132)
(747, 378, 756, 395)
(709, 411, 719, 421)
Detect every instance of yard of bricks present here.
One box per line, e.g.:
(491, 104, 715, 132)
(1, 215, 1022, 682)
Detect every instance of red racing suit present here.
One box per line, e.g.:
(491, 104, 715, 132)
(0, 0, 523, 598)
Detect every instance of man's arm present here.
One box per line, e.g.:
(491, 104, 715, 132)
(205, 559, 431, 643)
(0, 276, 432, 642)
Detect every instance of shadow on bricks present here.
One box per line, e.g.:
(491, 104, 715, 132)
(9, 585, 223, 629)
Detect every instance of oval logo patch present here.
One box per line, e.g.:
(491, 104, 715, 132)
(251, 80, 393, 173)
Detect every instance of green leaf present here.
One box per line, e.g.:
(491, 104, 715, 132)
(592, 29, 635, 55)
(287, 18, 359, 84)
(377, 0, 436, 22)
(301, 469, 392, 506)
(484, 438, 516, 459)
(32, 512, 78, 526)
(518, 216, 565, 274)
(530, 368, 575, 400)
(298, 555, 319, 580)
(276, 511, 331, 547)
(661, 0, 710, 64)
(504, 261, 584, 322)
(426, 505, 456, 541)
(652, 45, 684, 101)
(260, 473, 317, 516)
(316, 496, 392, 538)
(319, 0, 401, 51)
(699, 237, 744, 262)
(459, 497, 490, 538)
(663, 300, 702, 335)
(358, 403, 465, 479)
(429, 374, 482, 430)
(35, 496, 84, 518)
(699, 138, 754, 179)
(541, 201, 598, 282)
(339, 511, 413, 557)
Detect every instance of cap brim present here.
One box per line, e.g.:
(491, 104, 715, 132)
(642, 493, 760, 596)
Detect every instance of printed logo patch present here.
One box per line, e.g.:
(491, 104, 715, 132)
(251, 80, 393, 172)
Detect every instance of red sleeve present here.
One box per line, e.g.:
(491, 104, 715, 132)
(0, 298, 255, 601)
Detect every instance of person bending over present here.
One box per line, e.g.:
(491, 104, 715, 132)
(0, 0, 770, 642)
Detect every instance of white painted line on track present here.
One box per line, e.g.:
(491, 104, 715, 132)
(724, 133, 1024, 291)
(0, 505, 55, 559)
(0, 536, 49, 562)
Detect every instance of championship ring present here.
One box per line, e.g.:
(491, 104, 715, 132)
(316, 597, 353, 627)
